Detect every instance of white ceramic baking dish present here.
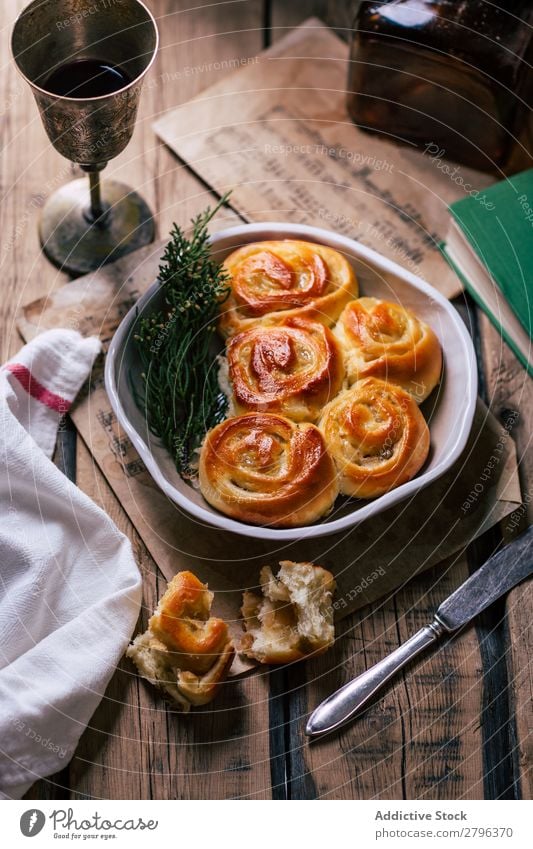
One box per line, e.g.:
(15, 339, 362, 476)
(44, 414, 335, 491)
(105, 222, 477, 541)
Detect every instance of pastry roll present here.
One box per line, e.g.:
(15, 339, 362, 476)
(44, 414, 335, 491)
(241, 561, 336, 664)
(333, 297, 442, 402)
(318, 377, 430, 498)
(227, 317, 345, 422)
(127, 571, 235, 710)
(218, 239, 358, 337)
(199, 413, 339, 527)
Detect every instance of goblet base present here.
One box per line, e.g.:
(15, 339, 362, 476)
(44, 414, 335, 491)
(39, 178, 155, 275)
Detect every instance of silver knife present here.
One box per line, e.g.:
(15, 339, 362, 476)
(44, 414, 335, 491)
(306, 525, 533, 738)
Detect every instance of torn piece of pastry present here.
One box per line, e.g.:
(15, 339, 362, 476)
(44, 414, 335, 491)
(241, 561, 336, 663)
(127, 571, 235, 711)
(218, 239, 358, 338)
(333, 297, 442, 402)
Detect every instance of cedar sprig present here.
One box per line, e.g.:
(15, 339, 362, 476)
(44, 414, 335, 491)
(134, 193, 231, 477)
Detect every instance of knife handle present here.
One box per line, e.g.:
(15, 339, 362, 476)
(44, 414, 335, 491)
(306, 618, 447, 737)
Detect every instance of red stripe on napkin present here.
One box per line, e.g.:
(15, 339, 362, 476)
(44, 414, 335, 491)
(5, 363, 71, 414)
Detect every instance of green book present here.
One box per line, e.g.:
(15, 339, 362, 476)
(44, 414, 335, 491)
(441, 168, 533, 377)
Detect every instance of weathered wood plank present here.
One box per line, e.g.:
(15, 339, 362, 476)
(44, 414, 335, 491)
(479, 313, 533, 800)
(115, 0, 264, 240)
(467, 527, 518, 800)
(69, 440, 272, 800)
(1, 0, 76, 362)
(2, 0, 271, 800)
(285, 557, 485, 800)
(7, 0, 531, 803)
(2, 0, 80, 798)
(458, 299, 518, 800)
(67, 0, 269, 801)
(266, 0, 488, 802)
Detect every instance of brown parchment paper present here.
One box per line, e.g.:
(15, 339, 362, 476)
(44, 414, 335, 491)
(153, 19, 494, 300)
(18, 243, 522, 669)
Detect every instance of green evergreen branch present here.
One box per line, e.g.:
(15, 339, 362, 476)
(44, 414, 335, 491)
(133, 193, 231, 478)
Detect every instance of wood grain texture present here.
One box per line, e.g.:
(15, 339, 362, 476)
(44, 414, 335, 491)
(1, 0, 77, 362)
(3, 0, 78, 797)
(4, 0, 531, 801)
(479, 313, 533, 800)
(5, 0, 271, 800)
(70, 440, 272, 800)
(281, 558, 485, 800)
(264, 0, 488, 803)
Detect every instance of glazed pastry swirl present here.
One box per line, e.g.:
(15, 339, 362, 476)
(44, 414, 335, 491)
(227, 318, 345, 422)
(334, 298, 442, 402)
(128, 571, 235, 710)
(219, 240, 358, 337)
(150, 571, 229, 673)
(199, 413, 339, 527)
(318, 378, 430, 498)
(233, 249, 327, 313)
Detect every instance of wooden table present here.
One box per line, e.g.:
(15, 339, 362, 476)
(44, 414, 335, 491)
(2, 0, 531, 800)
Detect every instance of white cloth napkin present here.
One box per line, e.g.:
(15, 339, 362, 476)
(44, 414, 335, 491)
(0, 329, 142, 799)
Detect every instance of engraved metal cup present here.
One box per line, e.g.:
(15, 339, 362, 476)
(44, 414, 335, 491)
(11, 0, 159, 274)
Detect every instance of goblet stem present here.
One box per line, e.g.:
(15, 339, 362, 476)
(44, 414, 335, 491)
(88, 170, 104, 220)
(12, 0, 158, 273)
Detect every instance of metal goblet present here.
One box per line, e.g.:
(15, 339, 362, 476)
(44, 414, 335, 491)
(11, 0, 159, 275)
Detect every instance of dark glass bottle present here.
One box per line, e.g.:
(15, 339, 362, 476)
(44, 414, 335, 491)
(347, 0, 533, 173)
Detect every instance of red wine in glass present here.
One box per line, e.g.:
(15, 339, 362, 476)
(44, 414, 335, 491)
(44, 59, 131, 98)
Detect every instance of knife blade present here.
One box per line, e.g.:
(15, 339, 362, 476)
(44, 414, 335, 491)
(436, 526, 532, 630)
(306, 525, 533, 738)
